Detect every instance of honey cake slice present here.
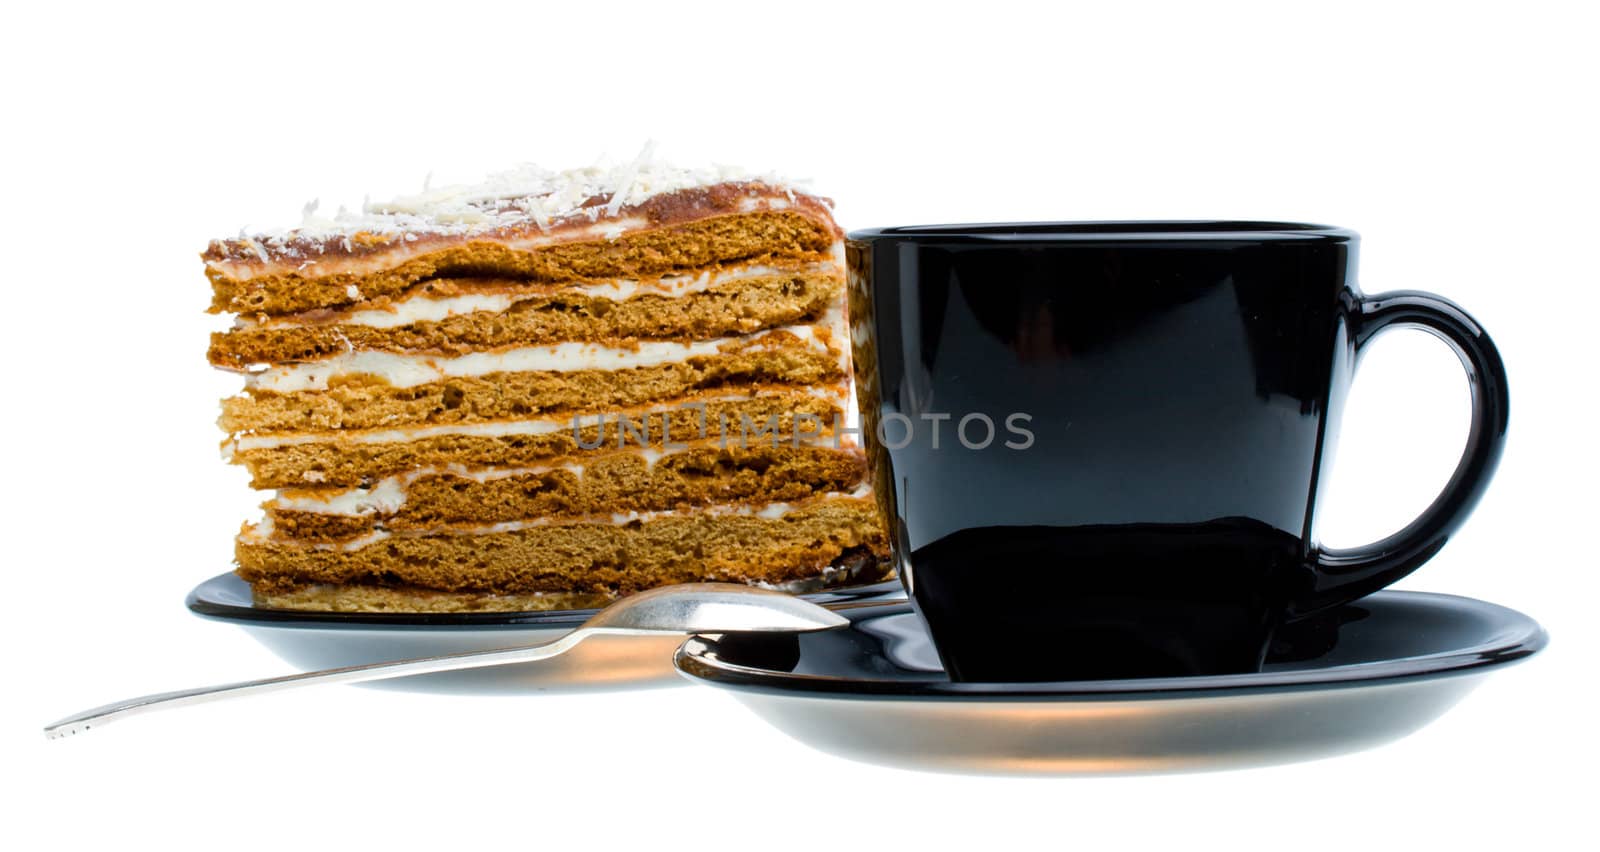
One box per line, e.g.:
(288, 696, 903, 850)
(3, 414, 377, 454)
(207, 155, 889, 611)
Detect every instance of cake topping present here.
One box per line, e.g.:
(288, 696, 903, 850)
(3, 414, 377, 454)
(207, 147, 815, 262)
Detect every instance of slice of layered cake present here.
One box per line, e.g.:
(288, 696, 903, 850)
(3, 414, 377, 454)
(206, 157, 889, 612)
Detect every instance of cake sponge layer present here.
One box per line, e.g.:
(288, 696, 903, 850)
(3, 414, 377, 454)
(228, 389, 848, 488)
(209, 268, 842, 368)
(252, 585, 617, 613)
(237, 496, 889, 597)
(209, 209, 836, 316)
(219, 345, 842, 434)
(267, 443, 869, 541)
(251, 547, 888, 613)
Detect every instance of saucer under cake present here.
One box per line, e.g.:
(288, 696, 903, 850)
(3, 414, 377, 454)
(187, 572, 904, 695)
(674, 591, 1546, 775)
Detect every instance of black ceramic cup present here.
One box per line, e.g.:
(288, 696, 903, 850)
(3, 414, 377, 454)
(846, 222, 1508, 682)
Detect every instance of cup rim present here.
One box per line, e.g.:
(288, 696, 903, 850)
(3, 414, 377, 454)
(847, 220, 1357, 244)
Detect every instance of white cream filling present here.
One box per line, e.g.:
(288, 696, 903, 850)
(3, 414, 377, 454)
(230, 412, 567, 453)
(243, 260, 842, 331)
(273, 460, 593, 516)
(791, 303, 847, 361)
(245, 484, 874, 552)
(275, 476, 409, 516)
(270, 442, 868, 518)
(248, 339, 726, 392)
(244, 306, 849, 393)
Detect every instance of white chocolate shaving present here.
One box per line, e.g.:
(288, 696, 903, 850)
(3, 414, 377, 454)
(215, 148, 818, 260)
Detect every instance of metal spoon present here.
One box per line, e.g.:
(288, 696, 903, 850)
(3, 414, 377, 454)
(45, 583, 847, 739)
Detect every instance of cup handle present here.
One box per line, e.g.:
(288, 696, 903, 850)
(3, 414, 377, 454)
(1288, 290, 1510, 619)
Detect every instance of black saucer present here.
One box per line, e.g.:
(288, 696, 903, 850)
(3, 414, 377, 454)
(675, 591, 1545, 774)
(187, 571, 903, 628)
(184, 572, 904, 695)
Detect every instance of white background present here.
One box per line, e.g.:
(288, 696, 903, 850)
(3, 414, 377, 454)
(5, 1, 1595, 848)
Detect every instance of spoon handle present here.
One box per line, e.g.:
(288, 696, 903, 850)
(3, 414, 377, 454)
(44, 629, 599, 739)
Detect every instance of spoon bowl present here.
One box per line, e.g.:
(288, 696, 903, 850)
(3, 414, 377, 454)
(584, 582, 852, 633)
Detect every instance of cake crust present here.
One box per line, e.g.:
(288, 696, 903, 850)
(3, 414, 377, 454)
(204, 181, 838, 267)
